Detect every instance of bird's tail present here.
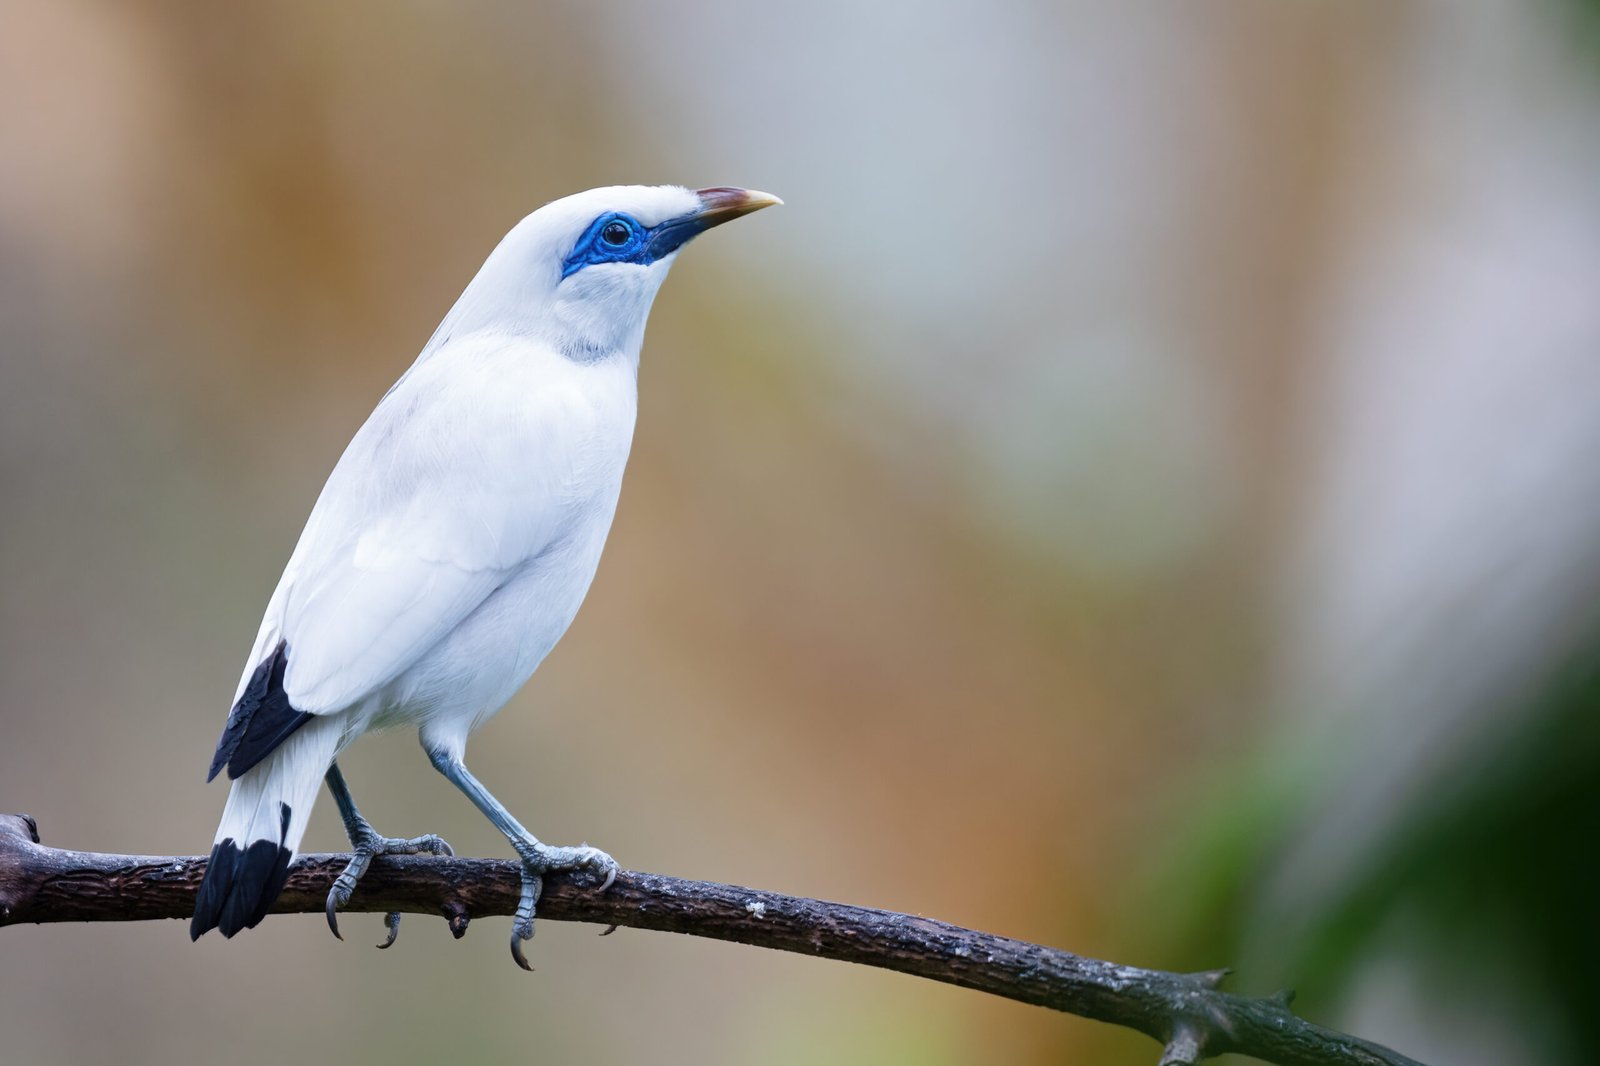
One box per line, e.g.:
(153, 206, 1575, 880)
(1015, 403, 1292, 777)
(191, 715, 342, 939)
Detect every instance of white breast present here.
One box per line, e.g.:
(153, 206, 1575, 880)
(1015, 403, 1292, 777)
(384, 339, 640, 745)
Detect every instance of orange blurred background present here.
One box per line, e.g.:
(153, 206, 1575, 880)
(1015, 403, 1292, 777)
(3, 3, 1599, 1064)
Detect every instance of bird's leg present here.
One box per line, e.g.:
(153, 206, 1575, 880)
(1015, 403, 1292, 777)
(426, 747, 617, 970)
(323, 761, 453, 946)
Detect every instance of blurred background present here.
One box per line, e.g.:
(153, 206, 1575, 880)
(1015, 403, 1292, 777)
(3, 2, 1598, 1063)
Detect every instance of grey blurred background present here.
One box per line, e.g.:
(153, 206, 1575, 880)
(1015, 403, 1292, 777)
(3, 2, 1598, 1063)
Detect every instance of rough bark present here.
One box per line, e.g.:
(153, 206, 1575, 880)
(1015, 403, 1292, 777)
(0, 814, 1424, 1066)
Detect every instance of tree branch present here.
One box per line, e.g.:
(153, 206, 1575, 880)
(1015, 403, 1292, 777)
(0, 814, 1423, 1066)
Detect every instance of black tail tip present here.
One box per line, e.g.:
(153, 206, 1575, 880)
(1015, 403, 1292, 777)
(191, 805, 293, 940)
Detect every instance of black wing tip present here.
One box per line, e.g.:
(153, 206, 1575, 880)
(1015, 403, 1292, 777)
(208, 643, 314, 782)
(225, 711, 314, 780)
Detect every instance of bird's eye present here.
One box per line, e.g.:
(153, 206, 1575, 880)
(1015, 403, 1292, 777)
(601, 221, 632, 246)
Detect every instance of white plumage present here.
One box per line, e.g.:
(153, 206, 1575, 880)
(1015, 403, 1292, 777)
(191, 184, 779, 961)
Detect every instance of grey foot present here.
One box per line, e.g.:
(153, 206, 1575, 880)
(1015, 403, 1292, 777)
(508, 842, 617, 971)
(325, 829, 453, 946)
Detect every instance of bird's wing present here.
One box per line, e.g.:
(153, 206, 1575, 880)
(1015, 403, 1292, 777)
(276, 522, 510, 715)
(238, 340, 571, 718)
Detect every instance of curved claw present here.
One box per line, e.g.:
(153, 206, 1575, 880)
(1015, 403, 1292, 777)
(597, 864, 618, 892)
(325, 890, 345, 941)
(508, 864, 542, 970)
(377, 911, 401, 949)
(324, 829, 449, 946)
(510, 927, 534, 971)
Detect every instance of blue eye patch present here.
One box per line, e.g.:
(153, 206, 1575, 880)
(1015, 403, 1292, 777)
(561, 208, 717, 279)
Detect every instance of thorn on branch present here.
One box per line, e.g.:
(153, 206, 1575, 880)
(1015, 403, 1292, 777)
(1188, 967, 1231, 990)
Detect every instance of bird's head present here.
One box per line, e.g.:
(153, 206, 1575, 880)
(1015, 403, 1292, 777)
(432, 184, 781, 362)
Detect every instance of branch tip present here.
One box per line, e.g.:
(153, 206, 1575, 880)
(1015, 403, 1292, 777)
(0, 813, 41, 845)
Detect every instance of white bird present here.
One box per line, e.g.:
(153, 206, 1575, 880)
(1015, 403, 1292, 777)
(190, 184, 781, 967)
